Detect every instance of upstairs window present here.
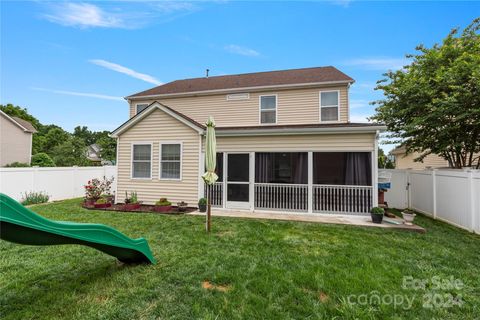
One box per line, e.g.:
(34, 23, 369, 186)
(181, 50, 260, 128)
(320, 91, 339, 122)
(136, 103, 149, 115)
(260, 95, 277, 124)
(160, 143, 182, 180)
(132, 144, 152, 179)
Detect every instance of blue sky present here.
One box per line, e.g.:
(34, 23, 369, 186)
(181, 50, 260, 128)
(1, 1, 478, 151)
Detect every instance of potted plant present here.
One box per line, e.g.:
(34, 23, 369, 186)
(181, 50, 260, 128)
(123, 191, 141, 210)
(402, 209, 416, 225)
(177, 201, 188, 213)
(198, 198, 207, 213)
(94, 197, 112, 209)
(154, 198, 172, 212)
(370, 207, 384, 224)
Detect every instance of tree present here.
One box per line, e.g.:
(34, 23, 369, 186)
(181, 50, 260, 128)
(378, 148, 394, 169)
(370, 18, 480, 169)
(43, 127, 70, 154)
(96, 136, 117, 163)
(73, 126, 95, 145)
(31, 153, 55, 167)
(51, 137, 89, 166)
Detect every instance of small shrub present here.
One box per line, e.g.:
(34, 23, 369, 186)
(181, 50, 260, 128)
(125, 191, 139, 204)
(21, 191, 49, 205)
(95, 198, 107, 204)
(84, 176, 114, 201)
(5, 162, 30, 167)
(198, 198, 207, 206)
(370, 207, 385, 215)
(31, 153, 55, 167)
(156, 198, 172, 206)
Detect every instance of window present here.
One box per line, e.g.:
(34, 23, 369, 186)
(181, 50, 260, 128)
(136, 103, 149, 115)
(320, 91, 339, 122)
(160, 143, 182, 180)
(259, 95, 277, 124)
(132, 144, 152, 179)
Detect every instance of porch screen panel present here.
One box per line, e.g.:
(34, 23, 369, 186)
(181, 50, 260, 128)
(254, 152, 308, 212)
(313, 152, 372, 214)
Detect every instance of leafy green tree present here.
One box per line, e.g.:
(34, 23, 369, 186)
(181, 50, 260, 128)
(73, 126, 96, 145)
(378, 148, 395, 169)
(43, 127, 70, 153)
(370, 18, 480, 169)
(31, 153, 56, 167)
(51, 137, 89, 166)
(96, 136, 117, 163)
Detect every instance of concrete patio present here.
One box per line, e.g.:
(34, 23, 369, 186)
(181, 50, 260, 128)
(188, 209, 426, 233)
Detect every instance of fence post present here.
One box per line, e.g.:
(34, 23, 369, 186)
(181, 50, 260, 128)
(73, 166, 78, 198)
(468, 170, 475, 232)
(406, 170, 411, 209)
(432, 169, 437, 219)
(308, 152, 313, 214)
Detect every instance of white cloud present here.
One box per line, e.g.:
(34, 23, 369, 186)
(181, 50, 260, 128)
(350, 99, 370, 109)
(224, 44, 260, 57)
(153, 1, 197, 13)
(41, 2, 199, 29)
(89, 59, 162, 85)
(31, 87, 123, 101)
(350, 113, 373, 123)
(329, 0, 353, 8)
(343, 58, 409, 71)
(42, 3, 128, 29)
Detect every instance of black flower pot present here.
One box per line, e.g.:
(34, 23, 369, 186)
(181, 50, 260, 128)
(371, 213, 383, 224)
(199, 204, 207, 212)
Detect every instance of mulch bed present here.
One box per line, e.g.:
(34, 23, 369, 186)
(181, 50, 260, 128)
(82, 203, 197, 215)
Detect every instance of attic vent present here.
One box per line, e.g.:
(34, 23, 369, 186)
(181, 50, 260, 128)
(226, 93, 250, 101)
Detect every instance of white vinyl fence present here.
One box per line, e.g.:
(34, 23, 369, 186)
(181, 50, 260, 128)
(0, 166, 117, 201)
(383, 169, 480, 234)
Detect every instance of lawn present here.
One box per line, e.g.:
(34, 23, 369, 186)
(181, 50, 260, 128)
(1, 199, 479, 319)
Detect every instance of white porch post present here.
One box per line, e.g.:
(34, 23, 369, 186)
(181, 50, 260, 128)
(373, 130, 379, 207)
(222, 152, 227, 209)
(249, 152, 255, 211)
(308, 151, 313, 213)
(198, 135, 204, 200)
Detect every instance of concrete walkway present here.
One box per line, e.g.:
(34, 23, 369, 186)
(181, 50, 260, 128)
(188, 209, 426, 233)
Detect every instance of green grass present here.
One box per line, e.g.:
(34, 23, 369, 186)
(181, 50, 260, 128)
(1, 199, 479, 319)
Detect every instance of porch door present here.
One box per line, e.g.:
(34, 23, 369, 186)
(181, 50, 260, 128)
(226, 153, 251, 209)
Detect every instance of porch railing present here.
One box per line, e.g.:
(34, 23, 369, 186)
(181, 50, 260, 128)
(313, 184, 373, 214)
(254, 183, 308, 212)
(204, 182, 223, 207)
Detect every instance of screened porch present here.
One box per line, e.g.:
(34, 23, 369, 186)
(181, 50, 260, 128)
(204, 151, 374, 215)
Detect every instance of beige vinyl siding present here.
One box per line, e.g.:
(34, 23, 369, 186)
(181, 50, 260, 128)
(116, 109, 200, 205)
(129, 86, 349, 126)
(209, 133, 375, 153)
(395, 152, 449, 170)
(0, 114, 33, 166)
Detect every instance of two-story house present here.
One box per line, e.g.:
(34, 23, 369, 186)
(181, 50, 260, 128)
(111, 66, 385, 215)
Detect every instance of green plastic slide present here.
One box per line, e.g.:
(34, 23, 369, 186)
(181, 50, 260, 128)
(0, 193, 155, 264)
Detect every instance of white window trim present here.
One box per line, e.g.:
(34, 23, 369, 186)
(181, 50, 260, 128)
(319, 90, 341, 123)
(130, 142, 153, 180)
(159, 141, 183, 181)
(135, 103, 150, 115)
(259, 94, 278, 125)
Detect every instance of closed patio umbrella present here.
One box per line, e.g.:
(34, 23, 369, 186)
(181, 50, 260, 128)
(202, 116, 218, 232)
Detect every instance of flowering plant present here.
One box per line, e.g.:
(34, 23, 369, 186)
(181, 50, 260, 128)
(84, 176, 114, 201)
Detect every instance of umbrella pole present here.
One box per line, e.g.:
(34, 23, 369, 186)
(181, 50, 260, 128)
(206, 190, 211, 232)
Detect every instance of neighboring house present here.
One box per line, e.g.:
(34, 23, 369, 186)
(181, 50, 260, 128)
(111, 66, 386, 215)
(86, 143, 113, 165)
(0, 111, 37, 166)
(390, 145, 449, 170)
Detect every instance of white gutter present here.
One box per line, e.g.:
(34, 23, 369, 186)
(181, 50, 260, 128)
(214, 125, 387, 137)
(126, 80, 354, 100)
